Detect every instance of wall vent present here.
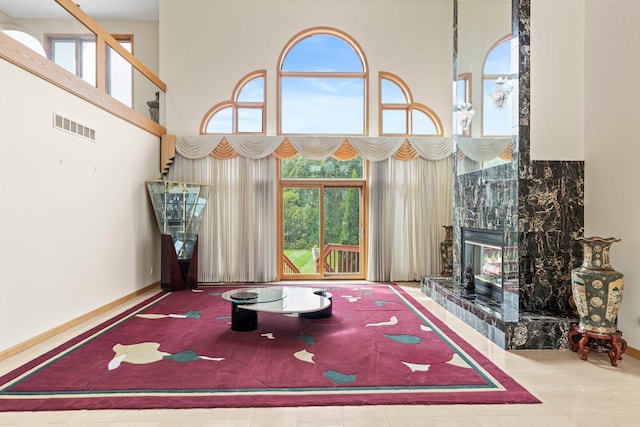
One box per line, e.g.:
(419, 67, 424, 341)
(53, 112, 96, 142)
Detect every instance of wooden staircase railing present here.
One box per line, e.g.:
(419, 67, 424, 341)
(316, 244, 360, 274)
(283, 254, 300, 274)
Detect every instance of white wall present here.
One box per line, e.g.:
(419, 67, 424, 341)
(0, 60, 160, 352)
(530, 0, 585, 161)
(159, 0, 454, 136)
(530, 0, 639, 349)
(583, 0, 640, 348)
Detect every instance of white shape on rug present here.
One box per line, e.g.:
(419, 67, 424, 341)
(294, 349, 316, 364)
(447, 353, 473, 369)
(402, 362, 431, 372)
(365, 316, 398, 327)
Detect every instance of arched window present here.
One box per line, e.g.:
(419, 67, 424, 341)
(379, 72, 442, 136)
(201, 70, 266, 134)
(482, 36, 514, 136)
(278, 28, 367, 135)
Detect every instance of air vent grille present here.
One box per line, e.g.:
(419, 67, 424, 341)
(53, 113, 96, 142)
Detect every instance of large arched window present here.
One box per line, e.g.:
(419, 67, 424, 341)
(379, 72, 443, 136)
(278, 27, 367, 135)
(200, 70, 266, 134)
(482, 36, 514, 136)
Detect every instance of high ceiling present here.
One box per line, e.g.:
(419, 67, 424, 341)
(0, 0, 158, 21)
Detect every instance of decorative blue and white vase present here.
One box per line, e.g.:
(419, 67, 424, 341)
(571, 236, 624, 335)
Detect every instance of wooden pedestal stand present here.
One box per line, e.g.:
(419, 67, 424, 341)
(568, 324, 627, 367)
(160, 234, 198, 292)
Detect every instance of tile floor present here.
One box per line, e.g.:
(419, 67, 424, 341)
(1, 282, 640, 426)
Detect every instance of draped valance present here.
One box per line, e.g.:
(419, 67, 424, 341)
(174, 135, 454, 162)
(456, 137, 513, 162)
(160, 135, 512, 175)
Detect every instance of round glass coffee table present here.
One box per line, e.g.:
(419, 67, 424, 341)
(221, 286, 332, 331)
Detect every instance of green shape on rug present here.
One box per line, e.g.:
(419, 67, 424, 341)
(324, 370, 356, 384)
(181, 310, 202, 319)
(164, 350, 202, 362)
(384, 334, 423, 344)
(374, 300, 398, 307)
(295, 333, 315, 346)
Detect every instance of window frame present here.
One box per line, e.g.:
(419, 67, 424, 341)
(200, 70, 267, 134)
(378, 72, 443, 136)
(45, 33, 134, 106)
(277, 27, 369, 136)
(481, 35, 514, 137)
(45, 33, 97, 83)
(456, 72, 472, 105)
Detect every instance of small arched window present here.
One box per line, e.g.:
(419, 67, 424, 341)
(379, 72, 442, 136)
(482, 36, 514, 136)
(278, 28, 367, 135)
(201, 70, 266, 134)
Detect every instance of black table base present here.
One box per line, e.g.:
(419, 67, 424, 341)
(231, 303, 258, 332)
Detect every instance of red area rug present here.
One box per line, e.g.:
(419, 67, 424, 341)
(0, 283, 539, 411)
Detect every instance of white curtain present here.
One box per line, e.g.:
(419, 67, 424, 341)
(169, 135, 453, 282)
(368, 156, 453, 281)
(167, 155, 278, 282)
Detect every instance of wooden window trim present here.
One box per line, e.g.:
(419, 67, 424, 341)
(481, 35, 513, 137)
(200, 70, 267, 135)
(457, 72, 472, 105)
(277, 27, 369, 136)
(233, 70, 266, 134)
(379, 72, 442, 136)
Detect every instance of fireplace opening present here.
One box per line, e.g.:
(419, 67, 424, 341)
(461, 227, 504, 303)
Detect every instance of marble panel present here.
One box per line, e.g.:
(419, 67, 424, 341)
(506, 312, 575, 350)
(422, 276, 573, 349)
(518, 161, 584, 314)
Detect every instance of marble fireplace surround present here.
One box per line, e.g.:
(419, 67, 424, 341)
(422, 0, 583, 350)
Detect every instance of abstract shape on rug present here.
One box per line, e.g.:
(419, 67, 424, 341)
(108, 343, 225, 370)
(365, 315, 398, 327)
(136, 309, 202, 319)
(384, 333, 423, 344)
(324, 370, 356, 385)
(0, 283, 540, 411)
(403, 362, 431, 372)
(294, 349, 315, 364)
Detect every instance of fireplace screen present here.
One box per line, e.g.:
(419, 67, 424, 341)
(461, 228, 504, 302)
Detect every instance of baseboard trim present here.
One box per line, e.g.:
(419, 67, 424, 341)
(0, 282, 160, 361)
(625, 345, 640, 360)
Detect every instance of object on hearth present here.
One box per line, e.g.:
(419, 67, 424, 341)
(464, 263, 475, 293)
